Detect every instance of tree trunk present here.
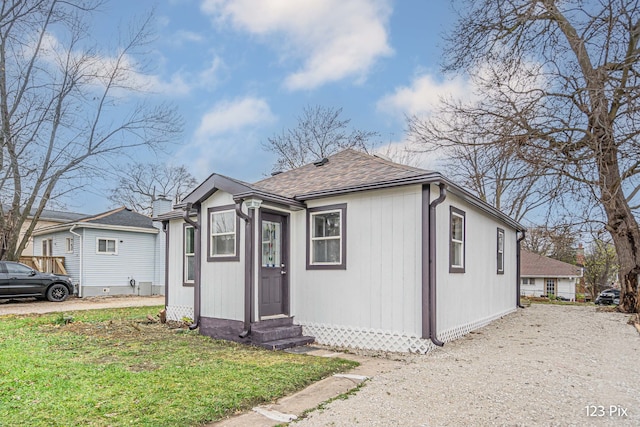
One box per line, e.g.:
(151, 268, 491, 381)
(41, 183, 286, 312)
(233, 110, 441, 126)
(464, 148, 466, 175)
(599, 142, 640, 313)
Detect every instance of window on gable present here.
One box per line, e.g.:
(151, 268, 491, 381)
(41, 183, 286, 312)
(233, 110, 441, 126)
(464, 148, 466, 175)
(184, 225, 195, 285)
(207, 206, 240, 262)
(307, 204, 346, 270)
(497, 228, 504, 274)
(449, 207, 465, 273)
(97, 238, 117, 254)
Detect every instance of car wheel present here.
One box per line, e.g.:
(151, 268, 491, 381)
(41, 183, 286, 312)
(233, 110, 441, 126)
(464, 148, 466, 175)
(47, 284, 69, 302)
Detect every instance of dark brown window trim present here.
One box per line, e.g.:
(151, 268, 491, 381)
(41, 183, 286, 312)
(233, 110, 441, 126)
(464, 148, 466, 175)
(183, 223, 195, 287)
(306, 203, 347, 270)
(207, 204, 240, 262)
(496, 227, 505, 275)
(449, 206, 466, 273)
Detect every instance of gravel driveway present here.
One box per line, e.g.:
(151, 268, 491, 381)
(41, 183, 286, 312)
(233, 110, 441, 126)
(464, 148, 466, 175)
(0, 295, 164, 315)
(294, 304, 640, 426)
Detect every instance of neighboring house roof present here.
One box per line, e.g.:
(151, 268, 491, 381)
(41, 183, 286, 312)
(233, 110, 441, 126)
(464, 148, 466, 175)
(2, 204, 87, 223)
(521, 250, 581, 278)
(77, 207, 155, 229)
(33, 207, 158, 236)
(170, 149, 525, 231)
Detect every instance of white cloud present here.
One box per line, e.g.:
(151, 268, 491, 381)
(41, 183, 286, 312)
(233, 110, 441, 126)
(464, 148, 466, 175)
(195, 96, 276, 138)
(200, 0, 393, 90)
(172, 30, 205, 45)
(376, 73, 472, 119)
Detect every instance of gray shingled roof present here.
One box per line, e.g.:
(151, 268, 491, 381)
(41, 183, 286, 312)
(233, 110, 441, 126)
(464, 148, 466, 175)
(1, 204, 86, 222)
(253, 149, 432, 199)
(521, 250, 580, 277)
(78, 207, 155, 229)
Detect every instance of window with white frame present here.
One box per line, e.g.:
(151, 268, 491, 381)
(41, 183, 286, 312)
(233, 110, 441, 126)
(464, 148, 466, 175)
(65, 237, 74, 253)
(42, 238, 52, 256)
(307, 204, 346, 269)
(449, 207, 465, 273)
(184, 225, 195, 284)
(97, 238, 117, 254)
(522, 278, 536, 285)
(497, 228, 504, 274)
(208, 207, 238, 261)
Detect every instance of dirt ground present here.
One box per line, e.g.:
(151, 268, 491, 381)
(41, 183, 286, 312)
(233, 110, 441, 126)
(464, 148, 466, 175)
(294, 304, 640, 426)
(0, 294, 164, 316)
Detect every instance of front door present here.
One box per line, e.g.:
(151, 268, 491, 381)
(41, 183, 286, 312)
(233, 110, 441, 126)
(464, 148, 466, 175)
(546, 278, 556, 297)
(260, 212, 288, 317)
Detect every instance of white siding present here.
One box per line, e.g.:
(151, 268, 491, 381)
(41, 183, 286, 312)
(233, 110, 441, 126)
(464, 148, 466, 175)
(80, 228, 157, 294)
(166, 218, 194, 320)
(291, 185, 423, 336)
(521, 277, 576, 300)
(434, 188, 517, 341)
(199, 191, 245, 321)
(33, 231, 80, 284)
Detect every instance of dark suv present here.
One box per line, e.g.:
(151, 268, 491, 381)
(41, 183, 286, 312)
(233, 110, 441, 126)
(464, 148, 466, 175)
(595, 289, 620, 306)
(0, 261, 74, 302)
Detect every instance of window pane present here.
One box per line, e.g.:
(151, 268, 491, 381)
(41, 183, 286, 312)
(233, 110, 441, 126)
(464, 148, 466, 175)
(6, 263, 32, 274)
(451, 216, 463, 240)
(98, 240, 106, 252)
(313, 238, 340, 263)
(186, 255, 195, 281)
(452, 241, 463, 267)
(262, 221, 281, 267)
(313, 212, 340, 237)
(213, 235, 235, 256)
(213, 211, 235, 234)
(497, 255, 503, 271)
(107, 240, 115, 252)
(185, 227, 194, 254)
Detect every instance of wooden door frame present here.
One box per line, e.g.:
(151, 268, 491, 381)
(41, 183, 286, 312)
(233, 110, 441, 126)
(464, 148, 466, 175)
(258, 209, 290, 318)
(545, 278, 557, 297)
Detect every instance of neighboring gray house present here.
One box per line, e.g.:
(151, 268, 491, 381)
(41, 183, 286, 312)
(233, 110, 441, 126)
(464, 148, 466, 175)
(520, 250, 581, 301)
(32, 199, 171, 297)
(158, 150, 526, 353)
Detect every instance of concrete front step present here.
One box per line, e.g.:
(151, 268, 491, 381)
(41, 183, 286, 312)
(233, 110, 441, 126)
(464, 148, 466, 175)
(252, 325, 303, 343)
(253, 316, 294, 330)
(256, 336, 315, 351)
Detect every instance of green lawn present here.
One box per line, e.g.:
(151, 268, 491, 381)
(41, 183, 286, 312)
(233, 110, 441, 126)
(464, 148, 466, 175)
(0, 306, 357, 427)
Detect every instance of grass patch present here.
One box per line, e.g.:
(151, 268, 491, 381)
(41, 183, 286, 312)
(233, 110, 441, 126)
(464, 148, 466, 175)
(0, 306, 357, 427)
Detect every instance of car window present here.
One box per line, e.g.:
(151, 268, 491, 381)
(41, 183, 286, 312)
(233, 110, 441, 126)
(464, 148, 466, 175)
(5, 263, 34, 274)
(0, 263, 7, 274)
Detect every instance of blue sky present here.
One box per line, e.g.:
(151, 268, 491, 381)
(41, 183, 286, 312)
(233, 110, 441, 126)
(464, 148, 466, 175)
(75, 0, 461, 214)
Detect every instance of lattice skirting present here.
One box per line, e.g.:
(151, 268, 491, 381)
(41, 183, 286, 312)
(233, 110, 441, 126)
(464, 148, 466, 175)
(437, 307, 517, 343)
(166, 305, 194, 322)
(300, 307, 517, 354)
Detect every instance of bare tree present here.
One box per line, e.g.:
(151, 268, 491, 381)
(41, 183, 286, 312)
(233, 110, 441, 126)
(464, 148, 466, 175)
(411, 0, 640, 312)
(263, 105, 379, 171)
(108, 163, 197, 216)
(523, 225, 578, 265)
(0, 0, 182, 260)
(584, 238, 620, 301)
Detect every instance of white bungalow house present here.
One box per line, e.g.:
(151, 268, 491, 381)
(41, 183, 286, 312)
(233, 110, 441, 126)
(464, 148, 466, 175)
(520, 250, 581, 301)
(157, 150, 525, 353)
(32, 200, 171, 297)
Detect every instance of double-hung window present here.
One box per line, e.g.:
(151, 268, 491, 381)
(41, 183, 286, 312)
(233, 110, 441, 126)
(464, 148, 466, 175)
(449, 207, 465, 273)
(65, 237, 74, 253)
(208, 206, 239, 261)
(184, 225, 195, 284)
(97, 238, 117, 254)
(497, 228, 504, 274)
(307, 204, 346, 269)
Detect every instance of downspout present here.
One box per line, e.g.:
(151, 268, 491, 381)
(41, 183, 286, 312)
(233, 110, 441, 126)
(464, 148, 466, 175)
(429, 183, 447, 347)
(162, 221, 169, 309)
(183, 203, 201, 330)
(69, 224, 82, 297)
(516, 230, 526, 309)
(234, 200, 253, 338)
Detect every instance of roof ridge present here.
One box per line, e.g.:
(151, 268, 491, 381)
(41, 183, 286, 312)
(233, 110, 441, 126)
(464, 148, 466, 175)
(79, 206, 128, 222)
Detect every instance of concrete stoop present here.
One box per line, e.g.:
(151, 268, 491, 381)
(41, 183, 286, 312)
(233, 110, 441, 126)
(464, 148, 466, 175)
(208, 348, 393, 427)
(251, 317, 315, 350)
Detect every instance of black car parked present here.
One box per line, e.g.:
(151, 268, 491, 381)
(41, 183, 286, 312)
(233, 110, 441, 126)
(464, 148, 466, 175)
(0, 261, 73, 302)
(595, 289, 620, 306)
